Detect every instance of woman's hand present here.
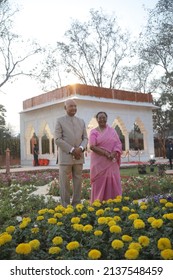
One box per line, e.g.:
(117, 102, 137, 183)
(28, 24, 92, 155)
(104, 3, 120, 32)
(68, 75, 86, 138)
(110, 151, 118, 161)
(104, 151, 111, 159)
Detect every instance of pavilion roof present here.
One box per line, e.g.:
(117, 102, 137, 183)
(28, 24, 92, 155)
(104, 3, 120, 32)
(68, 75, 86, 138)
(23, 83, 153, 110)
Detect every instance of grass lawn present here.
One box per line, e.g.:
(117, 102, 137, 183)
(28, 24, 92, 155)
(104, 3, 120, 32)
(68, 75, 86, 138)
(120, 165, 159, 176)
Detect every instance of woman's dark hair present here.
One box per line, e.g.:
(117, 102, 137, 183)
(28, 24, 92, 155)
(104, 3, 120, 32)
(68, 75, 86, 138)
(95, 111, 108, 119)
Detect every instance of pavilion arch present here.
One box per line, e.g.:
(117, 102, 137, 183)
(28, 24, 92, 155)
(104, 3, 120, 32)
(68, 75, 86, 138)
(38, 122, 55, 155)
(25, 124, 37, 155)
(38, 122, 53, 139)
(135, 117, 146, 135)
(129, 117, 147, 151)
(112, 117, 128, 151)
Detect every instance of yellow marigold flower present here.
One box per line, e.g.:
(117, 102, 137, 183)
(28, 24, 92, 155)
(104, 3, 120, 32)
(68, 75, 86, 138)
(19, 221, 28, 229)
(161, 249, 173, 260)
(0, 233, 12, 246)
(165, 213, 173, 220)
(6, 226, 15, 234)
(125, 249, 139, 260)
(31, 227, 39, 234)
(124, 196, 130, 200)
(72, 223, 84, 231)
(88, 249, 101, 260)
(48, 218, 57, 224)
(140, 205, 148, 210)
(131, 209, 136, 213)
(138, 236, 150, 247)
(94, 230, 103, 236)
(97, 217, 107, 224)
(116, 195, 122, 199)
(36, 215, 44, 221)
(29, 239, 40, 250)
(76, 204, 84, 211)
(111, 239, 124, 250)
(160, 199, 167, 204)
(71, 217, 80, 224)
(165, 202, 173, 208)
(105, 207, 110, 211)
(52, 236, 63, 245)
(133, 219, 145, 229)
(151, 219, 163, 229)
(54, 205, 65, 212)
(157, 238, 172, 251)
(106, 216, 112, 222)
(57, 222, 63, 226)
(83, 224, 93, 232)
(49, 246, 61, 254)
(113, 216, 121, 222)
(67, 204, 73, 208)
(132, 200, 139, 205)
(48, 209, 55, 214)
(92, 200, 102, 207)
(22, 217, 31, 223)
(110, 225, 122, 233)
(113, 198, 122, 203)
(113, 207, 120, 212)
(81, 213, 87, 218)
(54, 213, 63, 218)
(122, 206, 130, 212)
(96, 209, 104, 216)
(16, 243, 32, 255)
(147, 217, 155, 223)
(162, 214, 167, 219)
(139, 201, 147, 206)
(122, 235, 132, 242)
(107, 199, 113, 203)
(66, 241, 80, 251)
(38, 208, 48, 215)
(128, 213, 139, 220)
(87, 206, 94, 212)
(108, 220, 116, 227)
(129, 242, 142, 251)
(64, 208, 74, 214)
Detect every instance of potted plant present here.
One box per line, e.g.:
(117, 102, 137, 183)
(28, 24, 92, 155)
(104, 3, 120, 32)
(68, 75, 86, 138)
(138, 164, 147, 174)
(149, 158, 156, 172)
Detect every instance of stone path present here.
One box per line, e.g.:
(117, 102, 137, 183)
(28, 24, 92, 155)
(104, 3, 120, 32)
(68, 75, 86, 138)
(30, 183, 61, 203)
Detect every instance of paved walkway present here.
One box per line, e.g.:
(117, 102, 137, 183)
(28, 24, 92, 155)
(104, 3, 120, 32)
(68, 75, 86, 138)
(30, 183, 61, 203)
(0, 157, 171, 174)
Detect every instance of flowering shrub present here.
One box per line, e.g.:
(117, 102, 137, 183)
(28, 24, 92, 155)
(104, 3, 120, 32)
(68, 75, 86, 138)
(0, 196, 173, 260)
(1, 169, 173, 260)
(122, 175, 173, 199)
(0, 170, 58, 187)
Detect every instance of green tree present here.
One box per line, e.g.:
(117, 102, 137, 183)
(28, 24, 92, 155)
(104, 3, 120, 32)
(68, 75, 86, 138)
(0, 104, 10, 138)
(0, 0, 42, 88)
(139, 0, 173, 90)
(40, 9, 132, 89)
(153, 92, 173, 157)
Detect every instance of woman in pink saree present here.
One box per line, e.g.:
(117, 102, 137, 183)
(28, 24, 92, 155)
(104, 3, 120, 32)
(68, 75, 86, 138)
(89, 112, 122, 203)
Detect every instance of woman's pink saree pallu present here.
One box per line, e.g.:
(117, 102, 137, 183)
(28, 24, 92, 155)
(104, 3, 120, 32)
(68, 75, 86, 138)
(89, 125, 122, 203)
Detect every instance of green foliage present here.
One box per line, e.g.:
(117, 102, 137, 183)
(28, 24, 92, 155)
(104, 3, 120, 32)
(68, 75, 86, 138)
(0, 196, 173, 260)
(0, 169, 173, 259)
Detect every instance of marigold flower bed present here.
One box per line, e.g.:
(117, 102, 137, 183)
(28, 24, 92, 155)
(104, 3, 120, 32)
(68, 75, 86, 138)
(1, 196, 173, 260)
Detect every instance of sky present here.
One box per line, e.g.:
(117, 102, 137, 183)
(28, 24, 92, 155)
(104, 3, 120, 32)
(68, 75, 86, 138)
(1, 0, 158, 134)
